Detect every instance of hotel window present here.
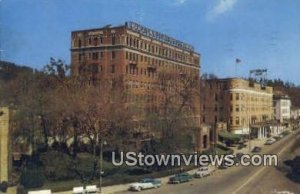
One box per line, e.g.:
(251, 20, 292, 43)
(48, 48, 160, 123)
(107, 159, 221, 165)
(78, 39, 82, 47)
(92, 52, 98, 60)
(235, 117, 240, 125)
(93, 37, 98, 46)
(236, 93, 240, 100)
(215, 94, 218, 101)
(90, 63, 98, 73)
(78, 53, 82, 61)
(235, 105, 239, 112)
(112, 36, 115, 45)
(100, 52, 104, 58)
(126, 52, 128, 60)
(112, 51, 116, 59)
(111, 64, 115, 73)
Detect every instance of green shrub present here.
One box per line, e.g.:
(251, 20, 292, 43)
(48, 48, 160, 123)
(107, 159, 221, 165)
(75, 153, 97, 182)
(20, 169, 45, 189)
(40, 151, 76, 181)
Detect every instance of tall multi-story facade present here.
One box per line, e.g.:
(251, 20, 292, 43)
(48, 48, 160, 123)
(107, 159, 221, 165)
(201, 78, 273, 136)
(70, 22, 205, 151)
(274, 95, 291, 123)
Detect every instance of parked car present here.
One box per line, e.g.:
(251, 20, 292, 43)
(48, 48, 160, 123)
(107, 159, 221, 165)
(234, 152, 244, 162)
(273, 135, 282, 141)
(72, 187, 85, 194)
(265, 138, 276, 145)
(194, 166, 214, 178)
(237, 143, 247, 150)
(169, 172, 192, 184)
(72, 185, 99, 194)
(85, 185, 99, 194)
(128, 178, 161, 191)
(251, 146, 262, 153)
(218, 162, 229, 169)
(28, 190, 52, 194)
(236, 152, 244, 159)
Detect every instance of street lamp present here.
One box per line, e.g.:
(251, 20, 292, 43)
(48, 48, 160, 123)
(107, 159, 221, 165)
(99, 139, 107, 194)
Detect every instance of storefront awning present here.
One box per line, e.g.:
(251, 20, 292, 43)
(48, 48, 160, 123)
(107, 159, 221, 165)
(218, 131, 242, 141)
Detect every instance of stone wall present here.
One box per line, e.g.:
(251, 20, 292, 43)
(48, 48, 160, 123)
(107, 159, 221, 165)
(0, 107, 12, 183)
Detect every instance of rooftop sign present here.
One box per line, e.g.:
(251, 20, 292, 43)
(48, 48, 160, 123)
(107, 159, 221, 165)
(125, 21, 194, 52)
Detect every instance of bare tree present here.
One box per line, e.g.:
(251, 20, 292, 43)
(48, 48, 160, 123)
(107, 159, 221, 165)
(144, 70, 201, 153)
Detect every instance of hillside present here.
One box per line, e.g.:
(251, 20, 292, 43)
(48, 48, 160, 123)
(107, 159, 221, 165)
(0, 60, 33, 81)
(267, 79, 300, 108)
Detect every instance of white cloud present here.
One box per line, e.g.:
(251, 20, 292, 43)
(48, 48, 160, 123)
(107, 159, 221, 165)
(207, 0, 238, 21)
(174, 0, 187, 5)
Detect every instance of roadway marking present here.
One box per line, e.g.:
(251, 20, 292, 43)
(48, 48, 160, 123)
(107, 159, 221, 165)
(231, 167, 266, 194)
(231, 133, 299, 194)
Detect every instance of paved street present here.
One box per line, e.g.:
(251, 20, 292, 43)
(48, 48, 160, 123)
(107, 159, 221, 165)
(117, 130, 300, 194)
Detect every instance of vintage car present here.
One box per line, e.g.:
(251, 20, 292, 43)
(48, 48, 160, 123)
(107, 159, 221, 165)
(169, 172, 193, 184)
(128, 178, 161, 191)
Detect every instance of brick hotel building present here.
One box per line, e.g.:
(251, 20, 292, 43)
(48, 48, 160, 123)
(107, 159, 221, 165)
(70, 22, 208, 151)
(201, 78, 274, 139)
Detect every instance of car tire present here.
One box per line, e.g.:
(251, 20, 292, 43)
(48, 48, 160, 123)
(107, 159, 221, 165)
(137, 187, 142, 191)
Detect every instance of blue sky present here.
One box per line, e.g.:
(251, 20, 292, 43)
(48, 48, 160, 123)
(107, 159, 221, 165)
(1, 0, 300, 84)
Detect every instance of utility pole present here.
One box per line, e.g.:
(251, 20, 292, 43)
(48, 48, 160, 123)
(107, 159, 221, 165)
(99, 139, 103, 194)
(98, 135, 106, 194)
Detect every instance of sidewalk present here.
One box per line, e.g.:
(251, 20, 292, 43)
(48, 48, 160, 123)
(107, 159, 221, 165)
(54, 167, 204, 194)
(53, 139, 270, 194)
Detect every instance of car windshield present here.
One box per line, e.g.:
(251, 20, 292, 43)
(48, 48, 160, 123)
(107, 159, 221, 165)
(139, 179, 152, 183)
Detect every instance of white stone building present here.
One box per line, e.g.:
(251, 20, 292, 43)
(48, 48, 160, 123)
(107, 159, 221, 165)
(274, 95, 291, 122)
(291, 108, 300, 120)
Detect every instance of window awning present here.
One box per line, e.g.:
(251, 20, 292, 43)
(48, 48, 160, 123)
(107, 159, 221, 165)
(218, 131, 242, 141)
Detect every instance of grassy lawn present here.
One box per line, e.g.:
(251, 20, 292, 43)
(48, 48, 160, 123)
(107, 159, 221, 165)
(24, 146, 233, 192)
(37, 161, 198, 192)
